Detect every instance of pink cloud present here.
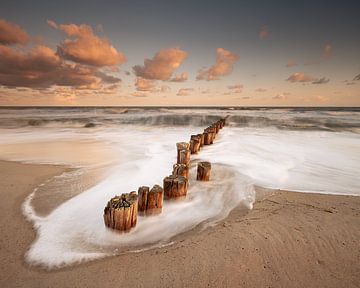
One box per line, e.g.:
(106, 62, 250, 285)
(0, 44, 121, 89)
(286, 72, 315, 83)
(272, 93, 288, 100)
(287, 73, 329, 85)
(170, 72, 188, 82)
(312, 77, 330, 84)
(0, 18, 29, 45)
(177, 88, 194, 96)
(131, 91, 148, 97)
(259, 26, 269, 40)
(196, 48, 239, 81)
(48, 20, 126, 67)
(133, 48, 187, 81)
(227, 84, 243, 93)
(135, 77, 157, 92)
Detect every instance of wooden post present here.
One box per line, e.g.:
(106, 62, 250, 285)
(146, 184, 163, 215)
(190, 135, 201, 154)
(172, 163, 189, 179)
(163, 175, 188, 199)
(177, 142, 190, 165)
(104, 192, 138, 232)
(197, 161, 211, 181)
(203, 132, 212, 145)
(213, 123, 220, 133)
(138, 186, 149, 213)
(197, 133, 205, 147)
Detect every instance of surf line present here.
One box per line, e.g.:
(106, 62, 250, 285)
(103, 117, 228, 232)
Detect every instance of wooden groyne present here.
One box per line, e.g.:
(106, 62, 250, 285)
(103, 117, 227, 232)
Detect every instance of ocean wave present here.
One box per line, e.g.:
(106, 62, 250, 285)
(0, 107, 359, 132)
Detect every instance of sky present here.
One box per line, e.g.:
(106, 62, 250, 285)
(0, 0, 359, 106)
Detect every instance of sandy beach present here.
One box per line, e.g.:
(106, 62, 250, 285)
(0, 160, 359, 288)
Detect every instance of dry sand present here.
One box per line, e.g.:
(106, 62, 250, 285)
(0, 160, 359, 288)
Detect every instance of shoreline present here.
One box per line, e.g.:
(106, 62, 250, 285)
(0, 160, 359, 287)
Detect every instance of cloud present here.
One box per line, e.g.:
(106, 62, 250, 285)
(48, 20, 126, 67)
(287, 72, 316, 83)
(353, 74, 360, 81)
(259, 26, 269, 39)
(255, 88, 267, 92)
(286, 60, 298, 67)
(160, 85, 171, 92)
(227, 84, 243, 93)
(135, 77, 157, 92)
(170, 72, 188, 82)
(323, 44, 332, 59)
(0, 44, 121, 89)
(196, 48, 239, 81)
(131, 91, 148, 97)
(133, 48, 187, 81)
(287, 73, 330, 85)
(312, 77, 330, 84)
(177, 88, 194, 96)
(0, 19, 29, 45)
(273, 93, 288, 100)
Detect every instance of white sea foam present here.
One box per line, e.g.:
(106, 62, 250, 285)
(0, 109, 359, 269)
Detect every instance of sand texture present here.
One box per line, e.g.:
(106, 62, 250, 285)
(0, 160, 359, 288)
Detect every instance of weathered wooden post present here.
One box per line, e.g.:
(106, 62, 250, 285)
(172, 163, 189, 178)
(177, 142, 190, 165)
(197, 133, 205, 147)
(146, 184, 163, 215)
(203, 131, 212, 145)
(104, 192, 138, 232)
(197, 161, 211, 181)
(138, 186, 149, 214)
(190, 135, 201, 154)
(213, 123, 220, 133)
(163, 175, 188, 199)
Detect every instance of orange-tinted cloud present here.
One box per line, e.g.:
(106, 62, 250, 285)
(312, 77, 330, 84)
(170, 72, 188, 82)
(48, 20, 126, 67)
(287, 72, 315, 83)
(131, 91, 148, 97)
(286, 60, 298, 67)
(273, 93, 289, 100)
(228, 84, 243, 93)
(323, 44, 332, 59)
(161, 85, 171, 92)
(287, 73, 329, 85)
(0, 19, 29, 45)
(197, 48, 239, 81)
(259, 26, 269, 39)
(0, 44, 121, 89)
(133, 48, 187, 81)
(135, 77, 156, 92)
(177, 88, 194, 96)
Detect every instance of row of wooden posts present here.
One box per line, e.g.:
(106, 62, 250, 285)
(104, 117, 227, 232)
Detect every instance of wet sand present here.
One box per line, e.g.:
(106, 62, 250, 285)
(0, 160, 359, 288)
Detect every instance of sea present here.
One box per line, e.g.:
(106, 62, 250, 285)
(0, 106, 359, 268)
